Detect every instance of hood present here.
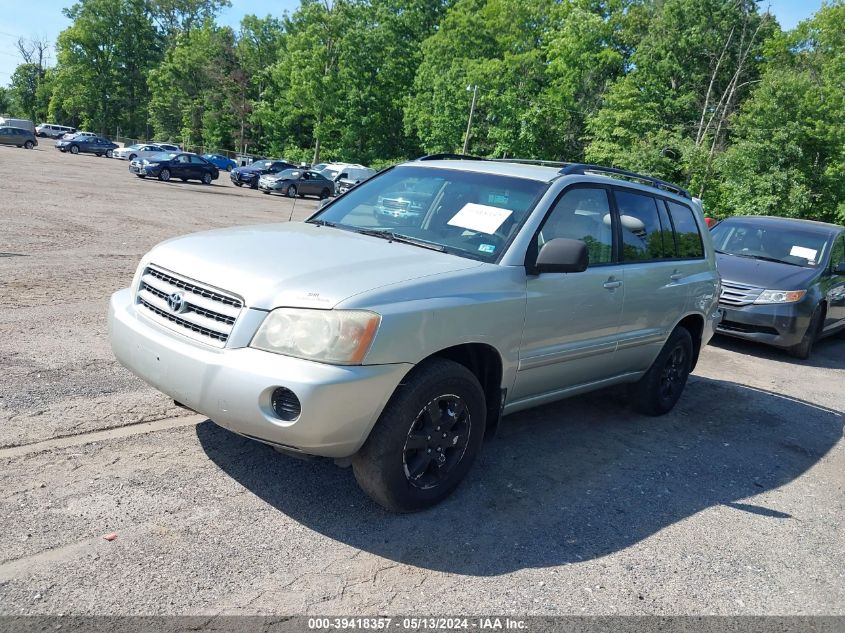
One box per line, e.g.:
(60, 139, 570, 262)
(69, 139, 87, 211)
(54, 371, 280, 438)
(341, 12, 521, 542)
(716, 253, 820, 289)
(237, 164, 267, 174)
(144, 222, 483, 310)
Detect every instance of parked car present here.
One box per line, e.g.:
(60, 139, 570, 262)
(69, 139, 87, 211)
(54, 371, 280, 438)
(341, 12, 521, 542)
(712, 216, 845, 358)
(129, 151, 219, 184)
(113, 143, 164, 161)
(0, 126, 38, 149)
(0, 117, 35, 134)
(230, 159, 297, 188)
(56, 135, 118, 157)
(109, 156, 719, 512)
(154, 142, 181, 152)
(258, 168, 335, 198)
(329, 166, 377, 196)
(35, 123, 76, 138)
(61, 131, 95, 140)
(202, 153, 237, 172)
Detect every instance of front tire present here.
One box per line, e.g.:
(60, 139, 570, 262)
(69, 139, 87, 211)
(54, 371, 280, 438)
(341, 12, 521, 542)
(788, 306, 823, 359)
(70, 145, 79, 154)
(352, 358, 486, 512)
(106, 149, 113, 158)
(159, 168, 171, 182)
(136, 174, 146, 179)
(629, 326, 693, 416)
(286, 185, 297, 198)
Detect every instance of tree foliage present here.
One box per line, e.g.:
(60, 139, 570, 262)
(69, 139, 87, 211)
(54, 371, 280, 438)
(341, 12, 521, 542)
(4, 0, 845, 221)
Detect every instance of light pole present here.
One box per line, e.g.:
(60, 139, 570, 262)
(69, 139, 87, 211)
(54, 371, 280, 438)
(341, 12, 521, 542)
(462, 84, 478, 154)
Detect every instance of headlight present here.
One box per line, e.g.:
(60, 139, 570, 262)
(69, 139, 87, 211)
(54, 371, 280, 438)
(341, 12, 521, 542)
(251, 308, 381, 364)
(754, 289, 807, 304)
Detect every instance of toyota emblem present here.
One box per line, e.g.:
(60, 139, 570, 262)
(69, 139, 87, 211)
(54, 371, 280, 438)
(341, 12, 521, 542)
(167, 292, 186, 313)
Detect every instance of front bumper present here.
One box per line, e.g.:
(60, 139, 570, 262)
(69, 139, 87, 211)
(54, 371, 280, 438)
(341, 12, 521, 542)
(258, 180, 283, 191)
(108, 289, 410, 457)
(716, 301, 812, 348)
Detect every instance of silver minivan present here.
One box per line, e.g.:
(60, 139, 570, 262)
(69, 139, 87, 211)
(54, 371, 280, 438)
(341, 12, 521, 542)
(109, 157, 720, 511)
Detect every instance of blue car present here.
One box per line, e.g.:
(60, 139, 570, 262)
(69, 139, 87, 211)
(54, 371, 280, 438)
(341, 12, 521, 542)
(202, 153, 237, 172)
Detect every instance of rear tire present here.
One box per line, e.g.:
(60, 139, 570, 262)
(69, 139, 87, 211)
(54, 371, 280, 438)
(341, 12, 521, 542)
(202, 172, 212, 185)
(320, 188, 330, 200)
(159, 168, 171, 182)
(352, 358, 486, 512)
(788, 306, 823, 360)
(24, 140, 34, 150)
(629, 327, 693, 416)
(262, 190, 270, 194)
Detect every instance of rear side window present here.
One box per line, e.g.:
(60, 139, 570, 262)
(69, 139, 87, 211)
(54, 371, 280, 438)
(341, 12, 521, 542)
(189, 155, 205, 164)
(667, 201, 704, 258)
(538, 187, 613, 266)
(614, 190, 671, 261)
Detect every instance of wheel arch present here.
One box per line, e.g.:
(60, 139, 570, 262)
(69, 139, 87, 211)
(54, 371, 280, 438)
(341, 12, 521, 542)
(674, 312, 705, 370)
(420, 343, 505, 438)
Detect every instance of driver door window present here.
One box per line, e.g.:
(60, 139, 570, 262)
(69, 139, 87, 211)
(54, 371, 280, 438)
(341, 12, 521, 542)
(537, 187, 613, 266)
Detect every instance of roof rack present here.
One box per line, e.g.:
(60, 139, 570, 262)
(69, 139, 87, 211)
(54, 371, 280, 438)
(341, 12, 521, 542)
(417, 153, 487, 162)
(559, 163, 691, 199)
(490, 158, 574, 168)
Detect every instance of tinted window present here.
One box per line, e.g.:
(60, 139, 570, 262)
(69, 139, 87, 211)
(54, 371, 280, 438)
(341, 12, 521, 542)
(830, 235, 844, 272)
(615, 190, 669, 261)
(538, 187, 613, 265)
(189, 155, 205, 164)
(667, 201, 704, 258)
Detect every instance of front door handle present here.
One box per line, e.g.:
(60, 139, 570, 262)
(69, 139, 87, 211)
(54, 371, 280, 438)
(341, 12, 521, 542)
(603, 278, 623, 290)
(669, 270, 684, 281)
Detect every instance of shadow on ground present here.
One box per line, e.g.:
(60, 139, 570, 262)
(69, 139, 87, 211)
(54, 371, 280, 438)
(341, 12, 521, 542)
(197, 374, 843, 576)
(710, 332, 845, 370)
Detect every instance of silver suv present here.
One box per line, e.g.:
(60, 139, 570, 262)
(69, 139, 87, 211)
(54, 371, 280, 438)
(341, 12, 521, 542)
(109, 156, 720, 511)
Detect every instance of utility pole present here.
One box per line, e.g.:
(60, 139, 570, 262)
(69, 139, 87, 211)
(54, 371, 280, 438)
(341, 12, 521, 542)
(462, 84, 478, 154)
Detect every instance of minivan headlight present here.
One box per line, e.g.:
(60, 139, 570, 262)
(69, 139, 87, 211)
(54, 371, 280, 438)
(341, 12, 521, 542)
(754, 289, 806, 304)
(251, 308, 381, 364)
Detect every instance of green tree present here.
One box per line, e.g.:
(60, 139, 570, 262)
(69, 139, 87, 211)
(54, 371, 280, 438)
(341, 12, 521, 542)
(50, 0, 160, 136)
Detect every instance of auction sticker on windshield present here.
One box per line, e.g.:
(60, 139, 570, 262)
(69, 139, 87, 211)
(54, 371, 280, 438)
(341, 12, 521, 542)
(790, 245, 817, 263)
(448, 203, 513, 234)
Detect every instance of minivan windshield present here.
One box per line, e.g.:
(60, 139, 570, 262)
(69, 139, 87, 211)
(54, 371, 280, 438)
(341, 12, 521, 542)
(711, 219, 830, 268)
(309, 165, 547, 262)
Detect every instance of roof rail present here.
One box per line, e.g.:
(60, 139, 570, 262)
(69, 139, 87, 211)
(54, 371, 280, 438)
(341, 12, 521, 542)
(559, 163, 691, 199)
(490, 158, 574, 168)
(417, 153, 487, 162)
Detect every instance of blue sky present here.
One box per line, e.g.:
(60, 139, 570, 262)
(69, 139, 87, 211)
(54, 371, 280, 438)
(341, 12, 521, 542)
(0, 0, 825, 86)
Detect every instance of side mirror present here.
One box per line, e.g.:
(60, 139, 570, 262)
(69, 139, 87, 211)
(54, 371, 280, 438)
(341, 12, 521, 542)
(834, 262, 845, 275)
(535, 238, 589, 274)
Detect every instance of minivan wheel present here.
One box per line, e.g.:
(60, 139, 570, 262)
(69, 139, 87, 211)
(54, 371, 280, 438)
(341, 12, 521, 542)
(24, 140, 34, 150)
(630, 326, 693, 416)
(286, 185, 297, 198)
(70, 145, 79, 154)
(159, 168, 171, 182)
(787, 306, 823, 360)
(352, 358, 486, 512)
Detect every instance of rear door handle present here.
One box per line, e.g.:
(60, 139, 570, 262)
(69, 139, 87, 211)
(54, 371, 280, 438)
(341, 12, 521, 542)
(669, 271, 684, 281)
(603, 279, 623, 289)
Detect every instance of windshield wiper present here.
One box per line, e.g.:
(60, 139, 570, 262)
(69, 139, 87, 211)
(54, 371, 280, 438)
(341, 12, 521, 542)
(353, 228, 447, 252)
(307, 219, 336, 227)
(722, 251, 804, 267)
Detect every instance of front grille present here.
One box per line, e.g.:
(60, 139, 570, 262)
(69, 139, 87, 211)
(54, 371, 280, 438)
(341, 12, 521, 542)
(136, 265, 243, 347)
(719, 281, 763, 306)
(380, 197, 410, 211)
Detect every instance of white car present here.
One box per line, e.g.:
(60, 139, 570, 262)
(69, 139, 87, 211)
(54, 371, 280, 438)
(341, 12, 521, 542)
(62, 130, 95, 140)
(113, 143, 164, 161)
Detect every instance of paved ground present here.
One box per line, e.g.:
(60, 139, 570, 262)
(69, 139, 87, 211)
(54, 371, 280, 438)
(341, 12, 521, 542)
(1, 145, 843, 616)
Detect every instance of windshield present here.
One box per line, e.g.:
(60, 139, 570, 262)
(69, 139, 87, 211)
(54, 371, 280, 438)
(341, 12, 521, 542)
(146, 152, 176, 162)
(273, 169, 300, 179)
(320, 168, 340, 180)
(309, 165, 547, 262)
(250, 160, 273, 169)
(711, 220, 830, 268)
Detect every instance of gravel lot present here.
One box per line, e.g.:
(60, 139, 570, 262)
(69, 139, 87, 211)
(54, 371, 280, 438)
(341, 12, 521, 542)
(0, 145, 843, 617)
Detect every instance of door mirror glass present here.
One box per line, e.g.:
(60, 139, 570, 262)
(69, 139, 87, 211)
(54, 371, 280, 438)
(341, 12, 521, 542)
(535, 238, 588, 274)
(834, 262, 845, 275)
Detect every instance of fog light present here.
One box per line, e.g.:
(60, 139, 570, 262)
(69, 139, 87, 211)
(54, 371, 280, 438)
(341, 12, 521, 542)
(271, 387, 301, 421)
